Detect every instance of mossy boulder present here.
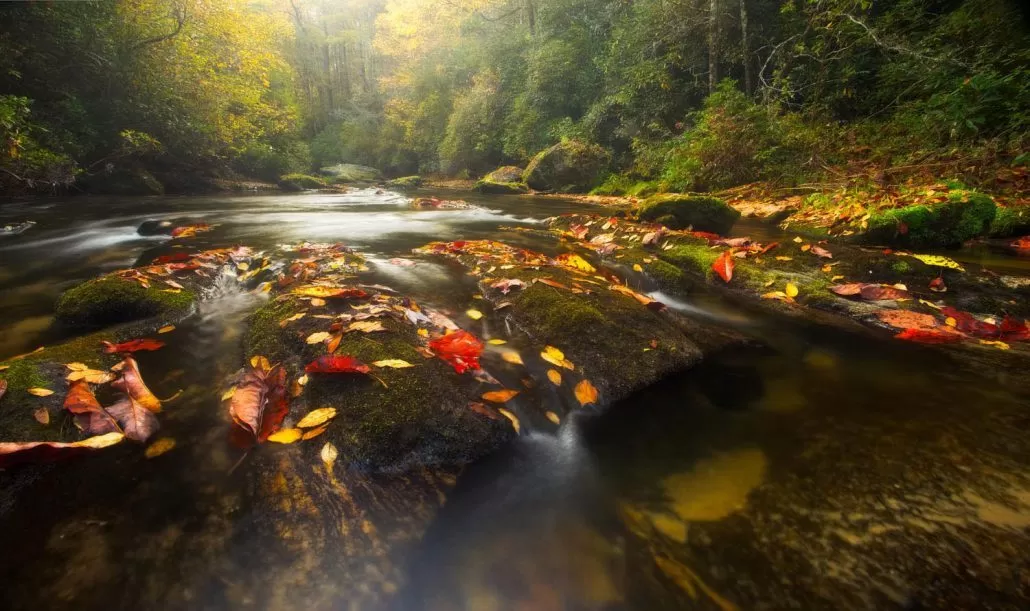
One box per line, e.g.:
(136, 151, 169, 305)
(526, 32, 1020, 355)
(485, 166, 524, 183)
(989, 205, 1030, 238)
(475, 178, 529, 194)
(864, 191, 997, 247)
(523, 141, 611, 193)
(278, 173, 327, 191)
(638, 194, 740, 235)
(55, 276, 195, 329)
(386, 175, 423, 190)
(245, 294, 515, 470)
(318, 163, 382, 183)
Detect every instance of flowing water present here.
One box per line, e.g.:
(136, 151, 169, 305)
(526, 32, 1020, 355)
(1, 189, 1029, 610)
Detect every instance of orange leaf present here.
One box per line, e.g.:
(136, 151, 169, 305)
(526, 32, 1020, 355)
(482, 389, 519, 403)
(712, 250, 734, 283)
(574, 379, 599, 406)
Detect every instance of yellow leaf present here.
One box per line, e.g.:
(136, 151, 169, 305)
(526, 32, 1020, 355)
(221, 387, 236, 401)
(27, 388, 53, 397)
(349, 321, 386, 333)
(279, 313, 306, 327)
(762, 291, 789, 300)
(417, 328, 429, 338)
(66, 362, 89, 371)
(763, 279, 775, 288)
(945, 317, 957, 327)
(296, 408, 338, 429)
(633, 263, 644, 273)
(785, 282, 799, 298)
(466, 309, 484, 321)
(158, 325, 176, 334)
(0, 365, 9, 371)
(792, 237, 804, 243)
(268, 429, 303, 444)
(831, 275, 845, 282)
(541, 345, 574, 370)
(775, 256, 793, 261)
(482, 389, 519, 403)
(310, 298, 326, 307)
(145, 437, 177, 458)
(919, 299, 942, 310)
(546, 411, 560, 425)
(297, 374, 308, 386)
(250, 355, 271, 371)
(574, 379, 599, 406)
(487, 338, 507, 345)
(306, 331, 331, 345)
(557, 253, 597, 273)
(372, 359, 415, 369)
(498, 408, 521, 434)
(980, 339, 1011, 350)
(801, 244, 811, 252)
(501, 351, 524, 365)
(547, 369, 562, 386)
(321, 442, 338, 475)
(910, 254, 965, 272)
(302, 424, 330, 440)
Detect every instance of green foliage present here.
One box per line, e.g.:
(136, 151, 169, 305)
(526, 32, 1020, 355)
(0, 95, 78, 191)
(278, 173, 327, 191)
(233, 141, 312, 183)
(439, 72, 502, 175)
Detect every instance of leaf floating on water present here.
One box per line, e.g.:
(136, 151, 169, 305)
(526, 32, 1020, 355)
(228, 363, 289, 443)
(321, 442, 338, 476)
(501, 351, 524, 365)
(158, 325, 175, 334)
(546, 411, 560, 425)
(546, 369, 562, 386)
(487, 338, 507, 345)
(27, 388, 54, 397)
(306, 331, 331, 345)
(482, 389, 519, 403)
(0, 432, 125, 469)
(106, 394, 160, 443)
(372, 359, 415, 369)
(498, 408, 520, 434)
(574, 379, 599, 406)
(145, 437, 176, 458)
(33, 408, 49, 425)
(64, 380, 120, 435)
(711, 250, 734, 283)
(296, 408, 338, 429)
(101, 338, 165, 354)
(267, 428, 303, 444)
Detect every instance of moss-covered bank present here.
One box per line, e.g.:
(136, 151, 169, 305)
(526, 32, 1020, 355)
(55, 276, 195, 329)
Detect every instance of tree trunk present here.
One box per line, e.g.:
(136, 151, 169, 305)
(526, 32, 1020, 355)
(740, 0, 752, 95)
(526, 0, 536, 36)
(709, 0, 720, 93)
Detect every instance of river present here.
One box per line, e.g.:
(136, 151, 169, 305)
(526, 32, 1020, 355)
(1, 189, 1028, 610)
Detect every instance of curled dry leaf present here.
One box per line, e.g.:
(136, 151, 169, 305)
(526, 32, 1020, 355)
(574, 379, 599, 406)
(0, 432, 124, 469)
(64, 380, 120, 435)
(101, 338, 165, 354)
(229, 364, 289, 443)
(296, 407, 337, 429)
(106, 394, 161, 443)
(712, 250, 734, 283)
(482, 389, 519, 403)
(112, 357, 162, 413)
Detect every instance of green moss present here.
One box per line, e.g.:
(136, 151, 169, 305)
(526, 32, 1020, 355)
(386, 176, 423, 189)
(523, 140, 610, 193)
(891, 260, 913, 274)
(864, 190, 997, 247)
(659, 243, 721, 278)
(244, 298, 301, 362)
(475, 179, 529, 194)
(278, 173, 327, 191)
(55, 276, 195, 329)
(638, 194, 740, 234)
(484, 166, 524, 183)
(619, 250, 688, 290)
(989, 206, 1030, 238)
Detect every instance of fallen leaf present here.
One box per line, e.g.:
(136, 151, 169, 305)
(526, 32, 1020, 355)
(306, 331, 332, 345)
(106, 394, 161, 443)
(633, 263, 644, 273)
(305, 356, 372, 375)
(468, 401, 500, 420)
(711, 250, 734, 283)
(574, 379, 599, 406)
(501, 351, 524, 365)
(296, 407, 338, 429)
(145, 437, 176, 458)
(33, 408, 49, 425)
(546, 411, 560, 425)
(280, 313, 307, 327)
(0, 432, 124, 468)
(112, 357, 162, 413)
(546, 369, 562, 386)
(811, 246, 833, 258)
(310, 298, 326, 307)
(498, 408, 520, 434)
(895, 328, 964, 344)
(910, 254, 965, 272)
(321, 442, 338, 476)
(63, 380, 121, 435)
(428, 331, 483, 374)
(302, 424, 329, 440)
(487, 338, 507, 345)
(761, 291, 789, 301)
(228, 364, 289, 443)
(980, 339, 1011, 350)
(66, 364, 116, 384)
(555, 253, 597, 273)
(785, 282, 799, 298)
(250, 355, 272, 372)
(801, 244, 812, 252)
(540, 345, 574, 370)
(27, 388, 54, 397)
(482, 389, 519, 403)
(775, 256, 793, 261)
(348, 321, 386, 333)
(293, 286, 369, 300)
(929, 277, 947, 293)
(372, 359, 415, 369)
(267, 428, 303, 444)
(876, 310, 940, 330)
(792, 237, 804, 243)
(466, 309, 484, 321)
(101, 338, 165, 354)
(158, 325, 175, 334)
(490, 278, 526, 294)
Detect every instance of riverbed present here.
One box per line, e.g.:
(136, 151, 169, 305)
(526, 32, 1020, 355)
(1, 189, 1028, 610)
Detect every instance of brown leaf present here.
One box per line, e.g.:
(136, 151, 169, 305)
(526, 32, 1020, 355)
(33, 408, 50, 425)
(468, 402, 501, 420)
(228, 364, 289, 443)
(875, 310, 940, 331)
(0, 432, 124, 469)
(106, 394, 161, 443)
(111, 357, 162, 413)
(63, 380, 121, 435)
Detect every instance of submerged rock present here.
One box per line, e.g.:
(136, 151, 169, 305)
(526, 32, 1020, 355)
(523, 140, 610, 193)
(1, 221, 35, 236)
(638, 194, 740, 234)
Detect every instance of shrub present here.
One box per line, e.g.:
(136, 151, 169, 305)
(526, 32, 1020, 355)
(0, 95, 77, 191)
(233, 140, 311, 183)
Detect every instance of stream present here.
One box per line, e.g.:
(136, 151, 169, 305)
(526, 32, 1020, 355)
(1, 189, 1029, 610)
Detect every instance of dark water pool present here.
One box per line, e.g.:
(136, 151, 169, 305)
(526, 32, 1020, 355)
(1, 189, 1028, 610)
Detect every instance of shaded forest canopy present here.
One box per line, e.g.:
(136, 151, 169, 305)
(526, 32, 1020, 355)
(0, 0, 1027, 194)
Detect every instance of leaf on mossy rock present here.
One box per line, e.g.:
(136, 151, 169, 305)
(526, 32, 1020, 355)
(101, 338, 165, 354)
(428, 330, 483, 374)
(876, 310, 940, 331)
(112, 357, 162, 413)
(574, 379, 599, 406)
(27, 388, 54, 397)
(64, 380, 121, 436)
(0, 433, 125, 468)
(304, 356, 372, 375)
(830, 283, 909, 301)
(293, 286, 369, 300)
(895, 328, 965, 344)
(712, 250, 734, 283)
(296, 407, 337, 429)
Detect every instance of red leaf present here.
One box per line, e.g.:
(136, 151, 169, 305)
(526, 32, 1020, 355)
(106, 394, 160, 443)
(111, 357, 162, 413)
(229, 364, 290, 443)
(688, 231, 723, 242)
(0, 433, 124, 469)
(756, 242, 780, 256)
(63, 380, 121, 436)
(811, 246, 833, 258)
(1000, 316, 1030, 341)
(929, 277, 947, 293)
(101, 338, 165, 354)
(1010, 236, 1030, 251)
(151, 252, 193, 265)
(895, 328, 964, 344)
(830, 283, 864, 296)
(304, 356, 372, 375)
(712, 250, 735, 283)
(428, 330, 483, 374)
(0, 379, 6, 402)
(941, 307, 998, 338)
